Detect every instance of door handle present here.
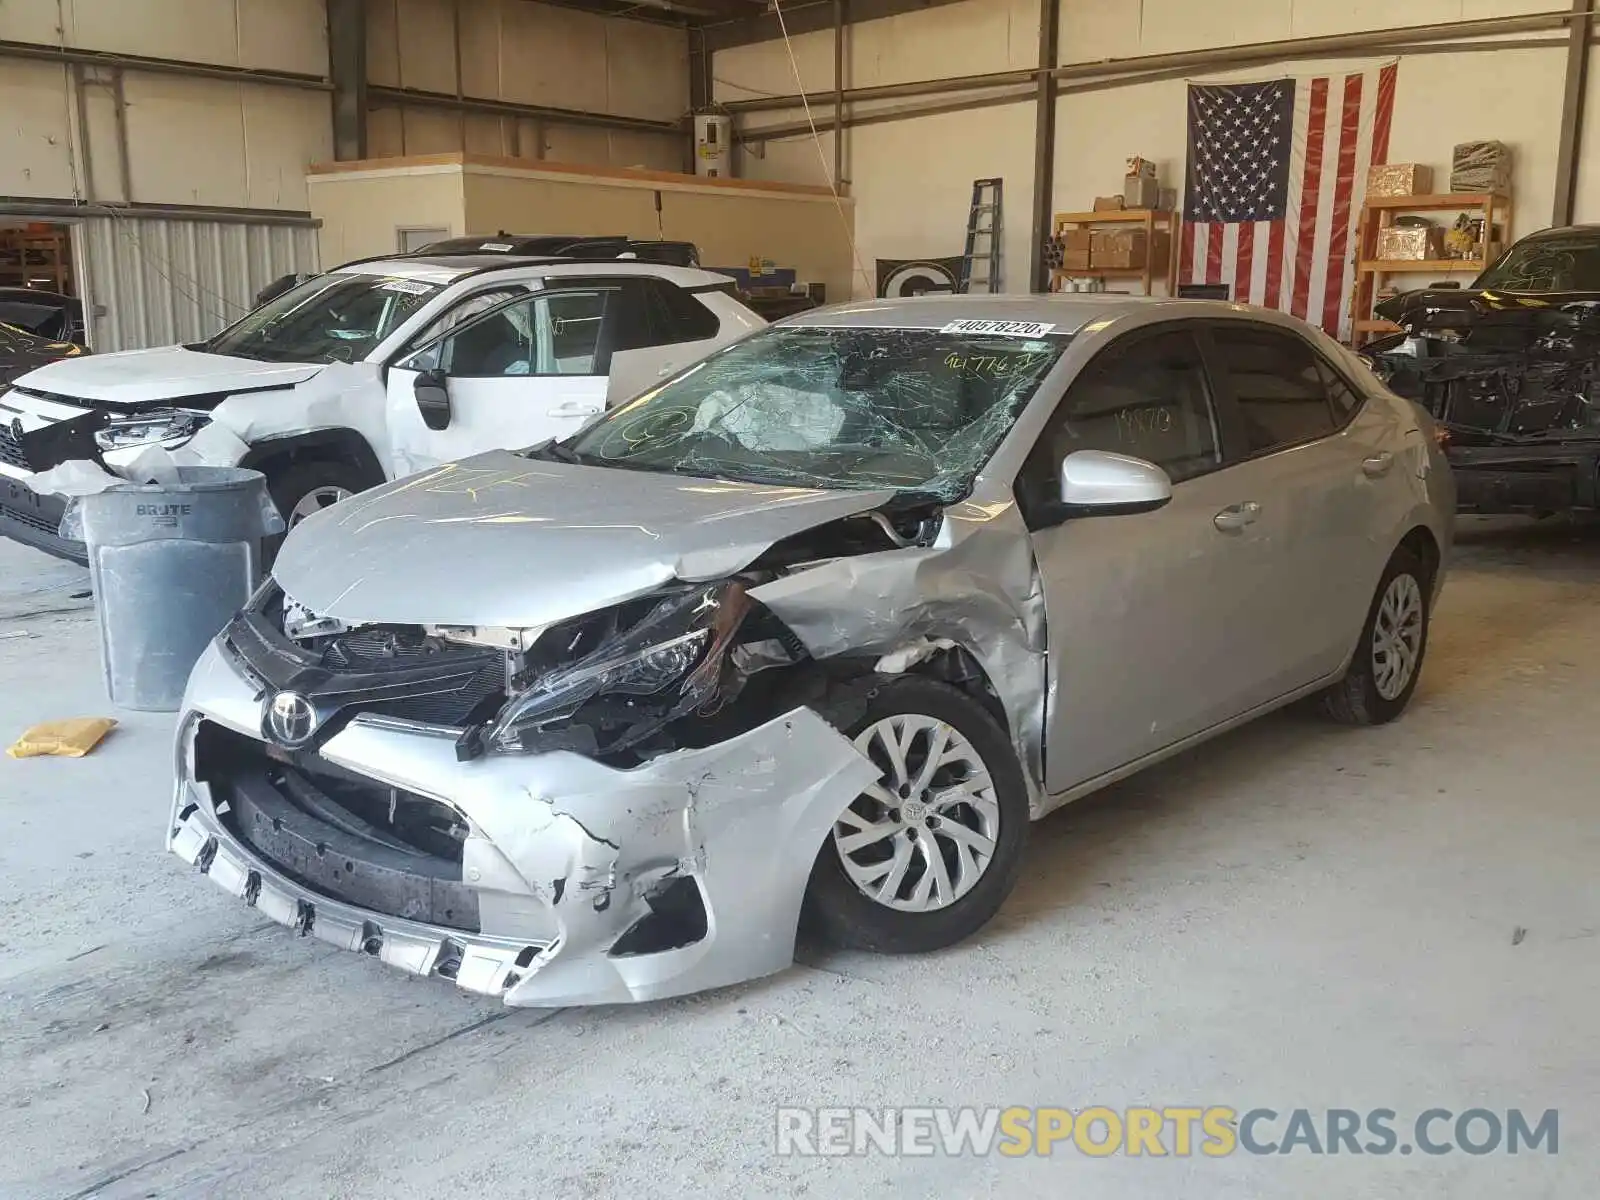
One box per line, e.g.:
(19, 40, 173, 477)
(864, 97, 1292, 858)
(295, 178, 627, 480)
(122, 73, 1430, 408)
(1213, 501, 1261, 532)
(547, 400, 602, 416)
(1363, 451, 1395, 478)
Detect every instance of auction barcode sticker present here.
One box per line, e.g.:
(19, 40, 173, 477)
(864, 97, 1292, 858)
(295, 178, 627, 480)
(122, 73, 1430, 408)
(940, 319, 1057, 337)
(380, 278, 433, 294)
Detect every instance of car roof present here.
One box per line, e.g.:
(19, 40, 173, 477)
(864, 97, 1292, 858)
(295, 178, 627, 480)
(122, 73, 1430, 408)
(783, 294, 1270, 333)
(330, 257, 733, 289)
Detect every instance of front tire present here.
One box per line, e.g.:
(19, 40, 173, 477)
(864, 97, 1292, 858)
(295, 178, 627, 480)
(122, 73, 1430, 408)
(803, 676, 1029, 954)
(1321, 544, 1431, 726)
(263, 459, 367, 564)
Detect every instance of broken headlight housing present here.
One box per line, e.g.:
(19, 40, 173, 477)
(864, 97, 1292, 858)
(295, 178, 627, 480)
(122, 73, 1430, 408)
(483, 582, 749, 756)
(93, 409, 210, 452)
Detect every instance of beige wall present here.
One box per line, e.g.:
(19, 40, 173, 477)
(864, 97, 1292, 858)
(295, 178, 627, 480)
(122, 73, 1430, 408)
(366, 0, 686, 170)
(0, 0, 332, 209)
(307, 166, 466, 263)
(719, 0, 1038, 298)
(718, 0, 1600, 299)
(307, 156, 858, 302)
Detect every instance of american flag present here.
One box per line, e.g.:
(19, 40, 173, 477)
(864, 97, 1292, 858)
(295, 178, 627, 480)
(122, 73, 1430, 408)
(1180, 63, 1397, 339)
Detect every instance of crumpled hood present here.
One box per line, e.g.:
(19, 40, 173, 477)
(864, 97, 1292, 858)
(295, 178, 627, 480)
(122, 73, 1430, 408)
(12, 344, 322, 407)
(273, 450, 899, 628)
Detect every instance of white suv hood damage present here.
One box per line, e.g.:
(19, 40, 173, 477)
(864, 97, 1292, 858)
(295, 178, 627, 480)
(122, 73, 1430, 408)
(270, 450, 901, 628)
(13, 344, 322, 406)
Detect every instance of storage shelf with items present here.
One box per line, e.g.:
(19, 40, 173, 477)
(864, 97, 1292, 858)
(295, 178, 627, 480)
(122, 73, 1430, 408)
(1350, 145, 1512, 345)
(0, 227, 74, 294)
(1048, 208, 1179, 297)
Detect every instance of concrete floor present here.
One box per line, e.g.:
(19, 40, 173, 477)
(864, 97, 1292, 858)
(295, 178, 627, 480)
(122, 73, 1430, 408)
(1, 522, 1595, 1199)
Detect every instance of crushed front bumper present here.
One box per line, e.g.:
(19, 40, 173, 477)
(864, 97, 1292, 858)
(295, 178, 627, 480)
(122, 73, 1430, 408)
(169, 640, 879, 1007)
(0, 472, 84, 564)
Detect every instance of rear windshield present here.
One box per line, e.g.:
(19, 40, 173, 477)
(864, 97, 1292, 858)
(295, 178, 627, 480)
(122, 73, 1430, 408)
(201, 273, 444, 364)
(1474, 236, 1600, 292)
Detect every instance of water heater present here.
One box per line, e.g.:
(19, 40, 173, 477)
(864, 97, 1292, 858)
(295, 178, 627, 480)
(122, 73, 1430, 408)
(693, 113, 733, 179)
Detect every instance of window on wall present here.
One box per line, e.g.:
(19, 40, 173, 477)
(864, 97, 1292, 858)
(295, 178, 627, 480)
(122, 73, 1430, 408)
(398, 227, 450, 253)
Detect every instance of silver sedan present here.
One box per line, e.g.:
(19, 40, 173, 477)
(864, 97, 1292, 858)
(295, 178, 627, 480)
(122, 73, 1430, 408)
(168, 296, 1453, 1005)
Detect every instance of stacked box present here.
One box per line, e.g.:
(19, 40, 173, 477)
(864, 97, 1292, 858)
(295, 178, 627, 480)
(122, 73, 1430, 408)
(1450, 141, 1512, 194)
(1123, 174, 1160, 209)
(1090, 229, 1173, 270)
(1367, 163, 1433, 198)
(1059, 228, 1092, 270)
(1093, 195, 1125, 211)
(1376, 225, 1443, 261)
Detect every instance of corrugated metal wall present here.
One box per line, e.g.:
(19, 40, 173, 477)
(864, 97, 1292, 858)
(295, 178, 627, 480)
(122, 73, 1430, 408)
(75, 214, 320, 352)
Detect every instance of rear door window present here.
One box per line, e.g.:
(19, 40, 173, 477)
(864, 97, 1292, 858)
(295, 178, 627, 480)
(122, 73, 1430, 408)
(1208, 325, 1338, 455)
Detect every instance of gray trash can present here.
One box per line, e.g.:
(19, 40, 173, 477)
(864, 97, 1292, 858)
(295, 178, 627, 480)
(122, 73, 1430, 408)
(66, 467, 285, 712)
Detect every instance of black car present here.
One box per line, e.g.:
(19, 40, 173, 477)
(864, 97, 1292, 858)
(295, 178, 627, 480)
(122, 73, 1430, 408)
(1364, 225, 1600, 515)
(0, 320, 83, 387)
(0, 288, 85, 345)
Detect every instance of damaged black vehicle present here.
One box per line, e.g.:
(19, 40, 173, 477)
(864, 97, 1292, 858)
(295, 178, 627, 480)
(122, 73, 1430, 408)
(1364, 224, 1600, 514)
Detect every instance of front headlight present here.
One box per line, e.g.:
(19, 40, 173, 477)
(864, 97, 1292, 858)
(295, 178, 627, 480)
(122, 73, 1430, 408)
(484, 583, 747, 756)
(94, 409, 209, 451)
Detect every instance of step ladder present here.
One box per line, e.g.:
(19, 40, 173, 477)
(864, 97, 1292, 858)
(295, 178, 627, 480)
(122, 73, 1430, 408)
(957, 178, 1003, 294)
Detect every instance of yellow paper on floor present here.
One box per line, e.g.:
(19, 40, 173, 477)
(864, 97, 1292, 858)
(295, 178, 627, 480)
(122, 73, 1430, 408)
(6, 717, 118, 759)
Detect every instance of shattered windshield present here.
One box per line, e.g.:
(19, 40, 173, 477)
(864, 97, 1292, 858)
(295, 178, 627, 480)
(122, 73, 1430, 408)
(1474, 236, 1600, 292)
(565, 325, 1069, 498)
(201, 273, 444, 364)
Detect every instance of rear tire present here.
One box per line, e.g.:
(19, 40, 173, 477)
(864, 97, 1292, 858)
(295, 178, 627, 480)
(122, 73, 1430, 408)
(802, 676, 1029, 954)
(1321, 544, 1431, 726)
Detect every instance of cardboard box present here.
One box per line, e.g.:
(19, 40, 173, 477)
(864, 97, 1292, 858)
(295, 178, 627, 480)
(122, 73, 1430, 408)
(1450, 141, 1512, 194)
(1376, 225, 1443, 261)
(1093, 195, 1125, 211)
(1157, 187, 1178, 212)
(1367, 163, 1433, 198)
(1060, 229, 1093, 252)
(1123, 174, 1161, 209)
(1061, 249, 1091, 271)
(1090, 228, 1172, 270)
(1125, 156, 1157, 179)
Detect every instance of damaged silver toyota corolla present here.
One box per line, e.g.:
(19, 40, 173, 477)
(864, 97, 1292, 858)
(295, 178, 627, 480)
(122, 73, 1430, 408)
(168, 296, 1455, 1006)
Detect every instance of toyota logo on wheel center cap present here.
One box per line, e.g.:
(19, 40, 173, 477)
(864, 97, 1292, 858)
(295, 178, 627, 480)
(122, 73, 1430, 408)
(267, 691, 318, 747)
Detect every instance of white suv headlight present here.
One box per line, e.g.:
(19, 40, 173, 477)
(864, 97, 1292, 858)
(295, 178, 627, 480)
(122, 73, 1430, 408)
(94, 410, 209, 451)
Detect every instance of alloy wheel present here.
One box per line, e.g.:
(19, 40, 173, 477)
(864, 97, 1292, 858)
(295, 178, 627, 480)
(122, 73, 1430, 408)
(832, 713, 1001, 912)
(288, 484, 354, 527)
(1371, 572, 1424, 701)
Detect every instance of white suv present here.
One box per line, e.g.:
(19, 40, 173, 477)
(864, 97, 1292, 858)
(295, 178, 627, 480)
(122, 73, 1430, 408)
(0, 249, 764, 562)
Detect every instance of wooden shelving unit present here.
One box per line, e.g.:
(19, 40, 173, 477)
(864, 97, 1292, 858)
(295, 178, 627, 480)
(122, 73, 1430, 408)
(1051, 208, 1179, 296)
(0, 228, 74, 294)
(1351, 192, 1509, 344)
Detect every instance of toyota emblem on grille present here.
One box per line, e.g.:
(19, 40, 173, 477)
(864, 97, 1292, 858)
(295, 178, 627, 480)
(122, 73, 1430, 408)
(267, 691, 317, 747)
(9, 418, 21, 444)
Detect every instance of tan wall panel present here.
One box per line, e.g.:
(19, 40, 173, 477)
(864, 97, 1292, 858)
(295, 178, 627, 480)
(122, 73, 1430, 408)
(499, 2, 610, 114)
(403, 108, 469, 156)
(0, 0, 327, 73)
(308, 169, 466, 263)
(122, 75, 250, 206)
(241, 86, 336, 209)
(367, 0, 403, 88)
(659, 189, 856, 305)
(464, 171, 662, 238)
(607, 131, 685, 173)
(1061, 0, 1568, 63)
(395, 0, 459, 93)
(369, 107, 406, 158)
(539, 125, 614, 167)
(0, 62, 81, 199)
(605, 17, 689, 122)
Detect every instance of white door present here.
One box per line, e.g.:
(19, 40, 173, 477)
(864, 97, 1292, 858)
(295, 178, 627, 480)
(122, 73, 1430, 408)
(383, 290, 611, 476)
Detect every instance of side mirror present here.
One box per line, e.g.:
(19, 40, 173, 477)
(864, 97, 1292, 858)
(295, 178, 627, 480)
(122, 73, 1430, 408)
(414, 369, 452, 431)
(1059, 449, 1172, 515)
